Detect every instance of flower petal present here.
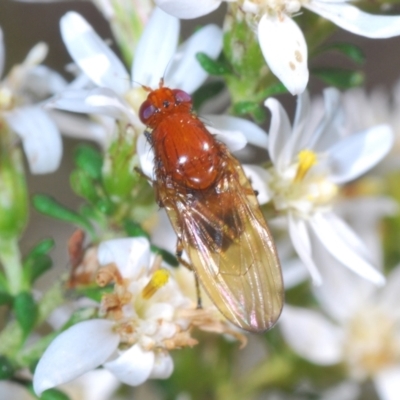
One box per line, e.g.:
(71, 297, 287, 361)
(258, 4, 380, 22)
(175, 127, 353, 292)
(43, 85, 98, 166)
(24, 65, 68, 97)
(264, 97, 292, 170)
(5, 107, 62, 174)
(288, 214, 323, 285)
(328, 124, 393, 184)
(309, 212, 385, 285)
(60, 12, 129, 95)
(104, 344, 155, 386)
(279, 305, 343, 365)
(149, 352, 174, 379)
(242, 165, 272, 204)
(258, 14, 308, 95)
(132, 7, 179, 88)
(97, 237, 151, 279)
(137, 133, 156, 181)
(0, 26, 5, 78)
(166, 24, 222, 93)
(33, 319, 119, 395)
(374, 366, 400, 400)
(155, 0, 222, 19)
(206, 114, 269, 150)
(305, 2, 400, 38)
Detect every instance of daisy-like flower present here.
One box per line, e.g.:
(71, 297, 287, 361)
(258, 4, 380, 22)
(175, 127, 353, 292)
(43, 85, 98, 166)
(33, 237, 208, 394)
(155, 0, 400, 95)
(47, 8, 223, 147)
(0, 27, 64, 173)
(245, 88, 393, 285)
(279, 239, 400, 400)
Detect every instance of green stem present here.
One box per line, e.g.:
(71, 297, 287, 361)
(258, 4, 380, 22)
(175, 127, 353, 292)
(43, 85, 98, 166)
(0, 237, 25, 295)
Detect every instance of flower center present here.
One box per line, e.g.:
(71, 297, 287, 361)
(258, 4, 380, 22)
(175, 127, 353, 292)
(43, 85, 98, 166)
(267, 149, 338, 217)
(0, 86, 14, 111)
(125, 86, 148, 114)
(343, 308, 400, 379)
(141, 269, 170, 299)
(240, 0, 303, 17)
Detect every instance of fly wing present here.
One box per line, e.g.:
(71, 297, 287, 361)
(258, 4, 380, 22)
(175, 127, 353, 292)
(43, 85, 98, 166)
(159, 148, 284, 333)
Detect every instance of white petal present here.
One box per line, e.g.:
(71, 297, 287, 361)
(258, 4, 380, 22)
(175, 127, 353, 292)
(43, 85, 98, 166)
(0, 26, 5, 78)
(132, 7, 179, 88)
(166, 24, 223, 93)
(379, 266, 400, 316)
(60, 12, 129, 94)
(104, 344, 154, 386)
(258, 14, 308, 95)
(305, 2, 400, 38)
(322, 381, 360, 400)
(311, 235, 376, 322)
(206, 114, 269, 150)
(281, 258, 309, 289)
(242, 165, 271, 204)
(98, 237, 151, 279)
(155, 0, 222, 19)
(328, 124, 393, 184)
(23, 42, 48, 67)
(309, 213, 385, 285)
(149, 352, 174, 379)
(49, 110, 112, 149)
(264, 97, 293, 170)
(5, 107, 62, 174)
(374, 366, 400, 400)
(0, 381, 33, 400)
(288, 214, 323, 285)
(279, 305, 343, 365)
(24, 65, 68, 97)
(65, 369, 120, 400)
(207, 125, 247, 152)
(137, 133, 156, 181)
(33, 319, 119, 395)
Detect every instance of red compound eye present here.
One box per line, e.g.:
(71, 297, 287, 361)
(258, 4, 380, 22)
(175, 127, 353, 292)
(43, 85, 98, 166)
(172, 89, 192, 104)
(139, 99, 157, 124)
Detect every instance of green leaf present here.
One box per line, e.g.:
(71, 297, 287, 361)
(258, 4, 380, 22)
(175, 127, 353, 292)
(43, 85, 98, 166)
(14, 291, 38, 337)
(192, 81, 225, 111)
(24, 254, 52, 283)
(196, 53, 230, 76)
(0, 355, 14, 379)
(70, 170, 99, 203)
(75, 285, 113, 303)
(74, 145, 103, 180)
(151, 245, 179, 267)
(124, 220, 150, 239)
(258, 82, 288, 99)
(311, 67, 364, 89)
(0, 291, 13, 305)
(232, 101, 267, 123)
(32, 195, 94, 234)
(27, 384, 71, 400)
(316, 42, 365, 64)
(27, 239, 55, 258)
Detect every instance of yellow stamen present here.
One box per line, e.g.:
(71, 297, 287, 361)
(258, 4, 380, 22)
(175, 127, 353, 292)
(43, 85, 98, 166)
(142, 269, 170, 299)
(294, 149, 317, 182)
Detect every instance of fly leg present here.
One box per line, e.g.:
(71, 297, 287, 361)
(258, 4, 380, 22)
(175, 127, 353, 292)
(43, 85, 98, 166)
(176, 238, 202, 309)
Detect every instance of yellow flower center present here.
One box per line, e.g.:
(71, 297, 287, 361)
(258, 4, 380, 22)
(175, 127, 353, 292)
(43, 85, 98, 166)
(142, 269, 170, 299)
(268, 149, 338, 217)
(343, 308, 400, 379)
(0, 86, 14, 111)
(125, 86, 148, 114)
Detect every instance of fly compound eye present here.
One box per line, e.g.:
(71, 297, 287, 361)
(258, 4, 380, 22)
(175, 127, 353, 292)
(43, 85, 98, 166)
(139, 99, 157, 124)
(172, 89, 192, 105)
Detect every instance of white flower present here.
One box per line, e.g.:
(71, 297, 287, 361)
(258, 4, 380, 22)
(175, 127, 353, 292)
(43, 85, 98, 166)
(33, 237, 198, 395)
(279, 246, 400, 400)
(155, 0, 400, 95)
(0, 28, 64, 173)
(245, 88, 393, 285)
(47, 8, 224, 148)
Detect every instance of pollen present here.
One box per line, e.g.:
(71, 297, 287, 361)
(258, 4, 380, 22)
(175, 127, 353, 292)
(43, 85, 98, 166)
(294, 149, 317, 182)
(125, 87, 148, 113)
(142, 269, 170, 299)
(0, 87, 13, 111)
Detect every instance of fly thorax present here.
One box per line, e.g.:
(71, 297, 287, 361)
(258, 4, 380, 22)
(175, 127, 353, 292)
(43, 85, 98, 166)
(267, 149, 338, 218)
(343, 307, 400, 380)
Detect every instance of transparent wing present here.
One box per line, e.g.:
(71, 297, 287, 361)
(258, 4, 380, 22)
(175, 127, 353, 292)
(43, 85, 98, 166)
(158, 147, 284, 332)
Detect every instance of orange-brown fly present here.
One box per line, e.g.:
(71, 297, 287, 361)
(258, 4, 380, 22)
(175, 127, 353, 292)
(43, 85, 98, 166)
(139, 80, 283, 332)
